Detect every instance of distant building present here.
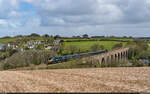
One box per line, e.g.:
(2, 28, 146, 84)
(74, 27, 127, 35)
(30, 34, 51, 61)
(53, 39, 61, 46)
(28, 45, 34, 49)
(38, 41, 45, 44)
(0, 44, 5, 51)
(16, 48, 24, 52)
(82, 34, 89, 38)
(45, 45, 52, 50)
(7, 43, 18, 49)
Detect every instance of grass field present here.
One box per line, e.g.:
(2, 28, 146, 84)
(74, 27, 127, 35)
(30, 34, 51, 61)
(0, 37, 46, 43)
(0, 38, 17, 43)
(62, 38, 133, 42)
(64, 41, 127, 51)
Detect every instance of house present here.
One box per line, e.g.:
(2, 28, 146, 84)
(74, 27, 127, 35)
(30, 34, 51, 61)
(16, 48, 24, 52)
(45, 45, 52, 50)
(38, 41, 45, 44)
(7, 43, 18, 49)
(0, 44, 5, 51)
(53, 39, 61, 45)
(7, 43, 11, 47)
(28, 45, 35, 49)
(82, 34, 89, 38)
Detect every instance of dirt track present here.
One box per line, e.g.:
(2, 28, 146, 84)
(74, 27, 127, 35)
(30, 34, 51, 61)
(0, 67, 150, 93)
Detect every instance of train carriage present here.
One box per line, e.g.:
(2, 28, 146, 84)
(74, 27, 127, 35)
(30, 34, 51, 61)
(48, 50, 108, 64)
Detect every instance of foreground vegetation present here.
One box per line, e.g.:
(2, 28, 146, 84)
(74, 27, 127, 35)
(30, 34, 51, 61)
(0, 50, 57, 70)
(33, 57, 150, 70)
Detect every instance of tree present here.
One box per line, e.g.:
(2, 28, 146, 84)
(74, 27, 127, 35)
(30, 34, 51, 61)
(57, 44, 64, 55)
(123, 36, 127, 38)
(37, 44, 44, 50)
(2, 36, 11, 38)
(128, 39, 149, 59)
(15, 35, 23, 38)
(91, 44, 104, 51)
(67, 45, 79, 54)
(72, 36, 81, 38)
(30, 33, 40, 37)
(43, 34, 49, 37)
(82, 34, 89, 38)
(54, 35, 61, 39)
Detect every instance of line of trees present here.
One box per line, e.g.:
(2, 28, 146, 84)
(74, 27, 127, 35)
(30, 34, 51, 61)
(1, 33, 136, 39)
(128, 39, 150, 60)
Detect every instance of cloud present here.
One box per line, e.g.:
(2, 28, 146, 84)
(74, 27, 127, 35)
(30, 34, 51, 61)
(24, 0, 150, 26)
(1, 0, 150, 37)
(0, 0, 19, 19)
(24, 0, 123, 26)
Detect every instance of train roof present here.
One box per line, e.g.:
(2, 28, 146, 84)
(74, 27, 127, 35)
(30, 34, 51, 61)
(51, 50, 108, 59)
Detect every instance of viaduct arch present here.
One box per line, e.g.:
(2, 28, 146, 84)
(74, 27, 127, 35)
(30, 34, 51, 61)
(88, 48, 129, 64)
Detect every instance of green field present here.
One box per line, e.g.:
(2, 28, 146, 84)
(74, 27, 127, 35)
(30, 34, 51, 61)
(0, 37, 45, 44)
(64, 41, 127, 51)
(0, 38, 17, 43)
(62, 38, 133, 42)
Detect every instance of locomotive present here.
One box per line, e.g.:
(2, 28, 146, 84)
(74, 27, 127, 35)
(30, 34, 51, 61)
(47, 50, 108, 64)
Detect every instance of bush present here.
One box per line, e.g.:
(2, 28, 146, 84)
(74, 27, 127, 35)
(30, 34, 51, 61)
(130, 60, 145, 67)
(90, 44, 104, 51)
(65, 45, 80, 54)
(128, 39, 150, 59)
(112, 43, 123, 49)
(148, 63, 150, 66)
(0, 50, 57, 70)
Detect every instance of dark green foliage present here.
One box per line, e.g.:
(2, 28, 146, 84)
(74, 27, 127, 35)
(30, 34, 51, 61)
(128, 39, 149, 59)
(148, 63, 150, 66)
(82, 34, 89, 38)
(30, 33, 40, 37)
(0, 49, 18, 61)
(54, 35, 61, 39)
(43, 34, 49, 37)
(130, 60, 145, 67)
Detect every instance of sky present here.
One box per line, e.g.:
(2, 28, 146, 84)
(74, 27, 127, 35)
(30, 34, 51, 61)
(0, 0, 150, 37)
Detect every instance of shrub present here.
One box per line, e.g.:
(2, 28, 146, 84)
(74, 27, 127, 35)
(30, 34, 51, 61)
(90, 44, 104, 51)
(130, 60, 145, 67)
(0, 50, 57, 70)
(148, 63, 150, 66)
(65, 45, 80, 54)
(112, 43, 123, 49)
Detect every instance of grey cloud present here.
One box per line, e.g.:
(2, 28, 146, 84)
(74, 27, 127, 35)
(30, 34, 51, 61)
(25, 0, 150, 26)
(26, 0, 123, 26)
(1, 0, 150, 37)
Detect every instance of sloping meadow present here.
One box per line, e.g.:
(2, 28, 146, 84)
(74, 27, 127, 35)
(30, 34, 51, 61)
(0, 50, 57, 70)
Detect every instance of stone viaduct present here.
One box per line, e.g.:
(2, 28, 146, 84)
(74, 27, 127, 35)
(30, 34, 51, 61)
(84, 48, 129, 64)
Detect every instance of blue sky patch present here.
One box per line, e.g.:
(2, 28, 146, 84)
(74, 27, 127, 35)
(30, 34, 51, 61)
(19, 2, 35, 12)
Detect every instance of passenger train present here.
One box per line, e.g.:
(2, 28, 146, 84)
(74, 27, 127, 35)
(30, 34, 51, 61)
(47, 50, 108, 64)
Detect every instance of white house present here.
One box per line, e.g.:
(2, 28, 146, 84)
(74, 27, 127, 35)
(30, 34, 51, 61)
(45, 45, 52, 50)
(28, 45, 35, 49)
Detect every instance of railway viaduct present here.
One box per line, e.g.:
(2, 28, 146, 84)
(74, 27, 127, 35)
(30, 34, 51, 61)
(84, 48, 129, 64)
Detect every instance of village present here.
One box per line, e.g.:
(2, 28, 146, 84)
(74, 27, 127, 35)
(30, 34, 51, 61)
(0, 39, 62, 52)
